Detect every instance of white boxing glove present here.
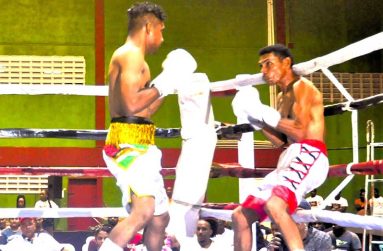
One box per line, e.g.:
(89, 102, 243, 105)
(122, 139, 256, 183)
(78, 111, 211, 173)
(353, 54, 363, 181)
(151, 49, 197, 97)
(232, 86, 281, 130)
(232, 86, 263, 130)
(259, 103, 281, 128)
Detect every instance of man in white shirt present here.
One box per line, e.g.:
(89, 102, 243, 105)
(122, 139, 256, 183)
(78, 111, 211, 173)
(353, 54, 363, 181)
(179, 218, 232, 250)
(369, 188, 383, 216)
(0, 218, 70, 251)
(34, 189, 59, 235)
(326, 192, 348, 212)
(306, 189, 324, 209)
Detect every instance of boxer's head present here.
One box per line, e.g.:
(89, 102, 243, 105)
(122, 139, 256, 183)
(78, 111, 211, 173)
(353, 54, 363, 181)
(127, 2, 166, 53)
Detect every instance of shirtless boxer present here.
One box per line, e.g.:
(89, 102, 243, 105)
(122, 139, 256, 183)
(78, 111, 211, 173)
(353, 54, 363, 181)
(100, 2, 196, 250)
(231, 44, 329, 251)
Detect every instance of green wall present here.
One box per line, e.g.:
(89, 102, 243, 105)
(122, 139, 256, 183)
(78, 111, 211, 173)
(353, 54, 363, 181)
(0, 1, 382, 226)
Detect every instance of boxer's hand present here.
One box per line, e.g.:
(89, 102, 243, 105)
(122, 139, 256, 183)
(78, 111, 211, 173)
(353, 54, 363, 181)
(151, 49, 197, 97)
(231, 86, 264, 130)
(232, 86, 281, 129)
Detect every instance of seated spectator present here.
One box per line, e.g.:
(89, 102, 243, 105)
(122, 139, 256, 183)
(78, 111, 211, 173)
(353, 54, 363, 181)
(106, 217, 119, 228)
(354, 188, 366, 215)
(0, 219, 9, 245)
(16, 194, 26, 208)
(1, 218, 21, 244)
(0, 219, 7, 231)
(306, 189, 324, 209)
(195, 218, 220, 250)
(326, 192, 348, 212)
(369, 188, 383, 216)
(212, 219, 234, 248)
(180, 218, 230, 250)
(87, 225, 112, 251)
(328, 224, 361, 250)
(85, 224, 137, 251)
(35, 218, 48, 234)
(0, 217, 72, 251)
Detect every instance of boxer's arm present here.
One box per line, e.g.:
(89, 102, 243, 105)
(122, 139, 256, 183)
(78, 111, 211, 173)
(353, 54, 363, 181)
(261, 127, 287, 148)
(146, 97, 164, 117)
(118, 51, 160, 115)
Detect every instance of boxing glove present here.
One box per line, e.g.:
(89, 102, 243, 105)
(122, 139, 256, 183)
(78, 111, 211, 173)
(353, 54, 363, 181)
(232, 86, 263, 130)
(151, 49, 197, 97)
(232, 86, 281, 129)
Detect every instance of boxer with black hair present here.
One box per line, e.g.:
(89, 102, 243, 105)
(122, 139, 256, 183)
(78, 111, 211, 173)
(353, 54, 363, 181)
(232, 44, 329, 251)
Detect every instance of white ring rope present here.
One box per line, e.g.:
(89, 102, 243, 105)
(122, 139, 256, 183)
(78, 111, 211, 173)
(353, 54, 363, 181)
(0, 32, 381, 95)
(1, 207, 383, 232)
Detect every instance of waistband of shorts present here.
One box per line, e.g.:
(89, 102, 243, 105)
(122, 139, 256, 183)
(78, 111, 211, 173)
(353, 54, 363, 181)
(111, 116, 153, 125)
(300, 139, 327, 156)
(105, 122, 155, 146)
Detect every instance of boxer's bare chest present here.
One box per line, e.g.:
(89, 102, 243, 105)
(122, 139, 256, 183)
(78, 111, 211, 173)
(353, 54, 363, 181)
(277, 85, 296, 119)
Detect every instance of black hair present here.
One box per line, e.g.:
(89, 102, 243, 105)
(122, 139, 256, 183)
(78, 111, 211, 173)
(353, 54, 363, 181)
(201, 218, 218, 237)
(95, 224, 113, 236)
(16, 194, 26, 208)
(127, 2, 166, 34)
(259, 44, 295, 66)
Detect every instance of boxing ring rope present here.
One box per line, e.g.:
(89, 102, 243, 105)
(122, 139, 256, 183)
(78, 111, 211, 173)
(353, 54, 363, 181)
(1, 206, 383, 233)
(200, 207, 383, 232)
(1, 159, 382, 178)
(0, 127, 180, 140)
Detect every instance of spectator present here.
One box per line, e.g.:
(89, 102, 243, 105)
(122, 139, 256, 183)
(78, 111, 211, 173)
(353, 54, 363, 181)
(306, 189, 324, 209)
(16, 195, 26, 208)
(1, 218, 21, 244)
(106, 217, 119, 228)
(35, 218, 48, 234)
(369, 188, 383, 216)
(0, 217, 72, 251)
(195, 218, 220, 250)
(211, 220, 234, 248)
(0, 219, 8, 231)
(354, 188, 366, 215)
(88, 225, 112, 251)
(180, 218, 230, 250)
(328, 225, 361, 250)
(34, 188, 59, 235)
(0, 219, 8, 244)
(326, 192, 348, 212)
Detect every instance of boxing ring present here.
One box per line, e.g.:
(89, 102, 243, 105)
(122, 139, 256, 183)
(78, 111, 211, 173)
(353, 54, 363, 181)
(0, 32, 383, 241)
